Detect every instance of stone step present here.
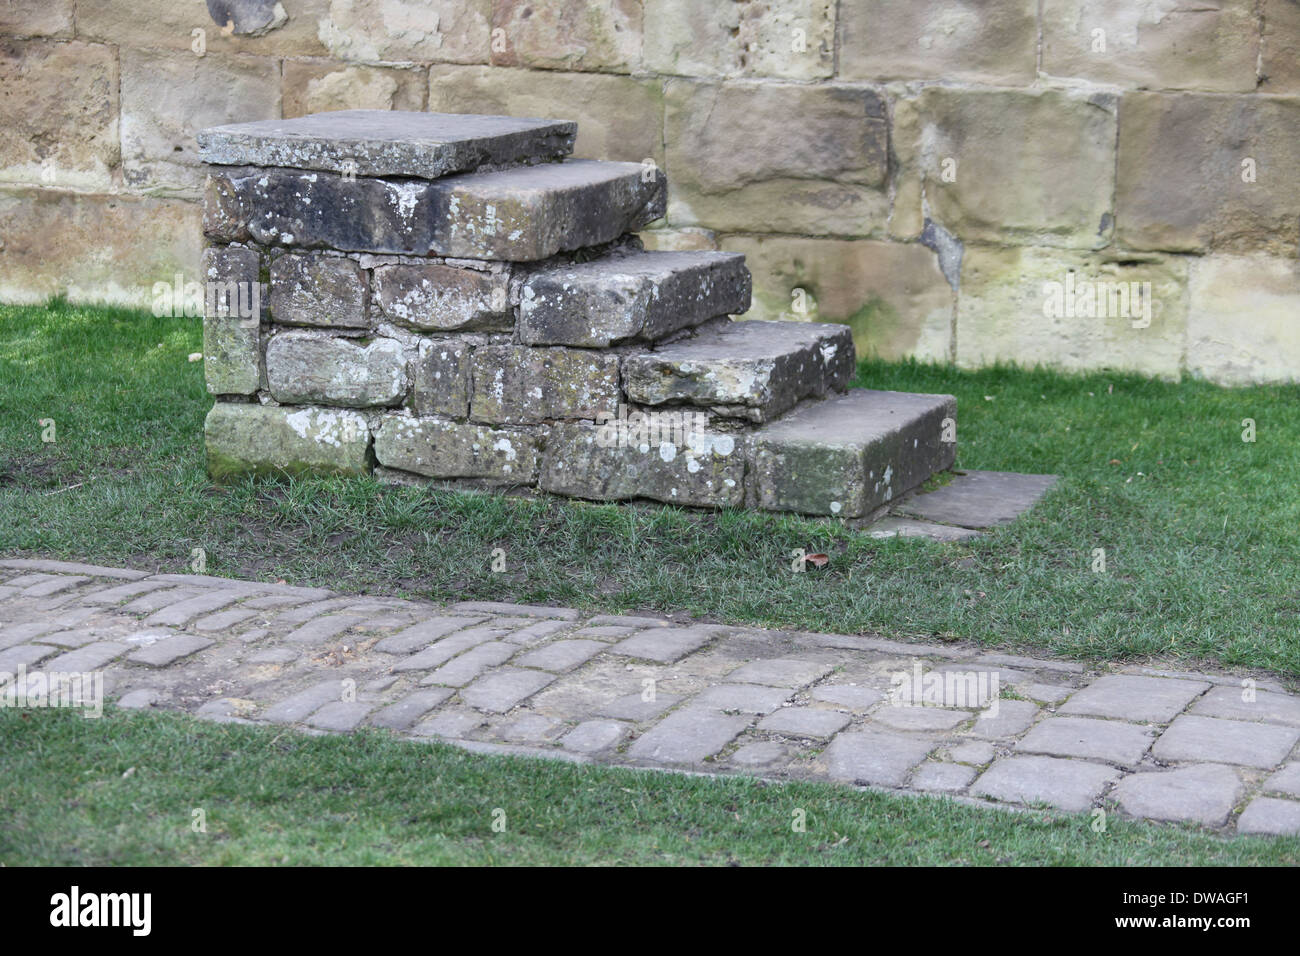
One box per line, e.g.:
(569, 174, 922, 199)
(747, 389, 956, 518)
(519, 249, 752, 348)
(198, 110, 576, 180)
(622, 319, 855, 423)
(207, 159, 666, 261)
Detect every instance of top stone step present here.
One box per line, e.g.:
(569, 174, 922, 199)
(197, 110, 577, 180)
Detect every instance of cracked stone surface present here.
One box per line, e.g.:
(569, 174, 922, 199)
(2, 558, 1299, 836)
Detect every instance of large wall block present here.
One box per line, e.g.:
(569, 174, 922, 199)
(205, 403, 372, 480)
(373, 414, 541, 483)
(206, 161, 664, 259)
(374, 262, 511, 331)
(318, 0, 492, 64)
(202, 244, 263, 395)
(121, 49, 280, 197)
(955, 246, 1189, 381)
(643, 0, 834, 80)
(721, 236, 953, 363)
(1041, 0, 1260, 93)
(838, 0, 1038, 85)
(1186, 256, 1300, 385)
(665, 80, 889, 235)
(76, 0, 331, 57)
(892, 87, 1117, 249)
(1117, 92, 1300, 255)
(265, 331, 409, 406)
(539, 421, 746, 508)
(0, 1, 74, 37)
(412, 339, 471, 417)
(269, 253, 369, 328)
(470, 345, 622, 424)
(1263, 0, 1300, 93)
(491, 0, 642, 73)
(428, 66, 665, 166)
(283, 62, 427, 117)
(0, 188, 202, 307)
(0, 39, 118, 191)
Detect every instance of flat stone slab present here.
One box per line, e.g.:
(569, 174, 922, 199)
(1263, 763, 1300, 798)
(757, 706, 850, 738)
(866, 517, 982, 542)
(1190, 685, 1300, 727)
(1152, 715, 1300, 768)
(748, 389, 956, 518)
(519, 249, 752, 348)
(810, 684, 885, 712)
(895, 470, 1058, 529)
(725, 657, 835, 689)
(972, 755, 1119, 812)
(1017, 716, 1153, 766)
(1237, 796, 1300, 835)
(623, 319, 854, 423)
(1112, 764, 1243, 826)
(693, 683, 791, 715)
(911, 762, 978, 792)
(822, 729, 936, 788)
(1059, 674, 1210, 724)
(197, 110, 576, 179)
(459, 667, 555, 713)
(625, 708, 750, 764)
(613, 626, 721, 663)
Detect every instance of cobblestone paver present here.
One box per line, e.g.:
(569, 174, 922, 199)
(3, 558, 1300, 836)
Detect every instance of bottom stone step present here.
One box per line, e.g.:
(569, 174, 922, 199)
(747, 390, 956, 518)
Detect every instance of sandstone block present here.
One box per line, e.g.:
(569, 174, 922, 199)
(0, 188, 202, 308)
(76, 0, 330, 57)
(955, 246, 1188, 381)
(1186, 255, 1300, 385)
(0, 39, 118, 191)
(266, 332, 408, 406)
(373, 262, 510, 331)
(1041, 0, 1259, 93)
(318, 0, 492, 64)
(282, 62, 427, 118)
(643, 0, 834, 79)
(748, 389, 956, 517)
(721, 236, 953, 362)
(891, 87, 1116, 248)
(269, 253, 369, 328)
(0, 0, 74, 36)
(664, 80, 888, 235)
(198, 109, 576, 179)
(623, 319, 854, 422)
(838, 0, 1037, 85)
(471, 345, 621, 424)
(519, 249, 751, 347)
(427, 65, 664, 165)
(492, 0, 641, 72)
(121, 49, 280, 197)
(205, 403, 372, 480)
(373, 414, 540, 483)
(538, 421, 744, 508)
(202, 244, 262, 395)
(1117, 92, 1300, 255)
(412, 339, 471, 417)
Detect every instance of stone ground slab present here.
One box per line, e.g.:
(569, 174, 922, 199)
(3, 561, 1300, 837)
(1017, 716, 1153, 766)
(894, 470, 1059, 529)
(972, 756, 1119, 812)
(1153, 715, 1300, 769)
(1059, 674, 1210, 723)
(1112, 764, 1243, 826)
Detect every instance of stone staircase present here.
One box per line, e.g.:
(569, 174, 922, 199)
(198, 110, 956, 521)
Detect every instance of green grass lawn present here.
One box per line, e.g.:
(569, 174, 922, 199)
(3, 300, 1299, 678)
(4, 708, 1297, 866)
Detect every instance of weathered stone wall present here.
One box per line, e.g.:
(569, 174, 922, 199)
(2, 0, 1297, 385)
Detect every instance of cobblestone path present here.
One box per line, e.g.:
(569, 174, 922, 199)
(3, 558, 1299, 836)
